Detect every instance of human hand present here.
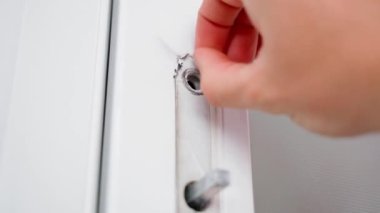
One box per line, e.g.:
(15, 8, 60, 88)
(195, 0, 380, 136)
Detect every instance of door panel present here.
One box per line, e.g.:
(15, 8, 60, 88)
(0, 0, 111, 212)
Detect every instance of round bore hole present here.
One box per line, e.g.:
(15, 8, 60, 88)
(184, 181, 210, 212)
(183, 69, 203, 95)
(187, 75, 200, 91)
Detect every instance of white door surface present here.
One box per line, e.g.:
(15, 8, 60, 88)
(98, 0, 254, 213)
(0, 0, 111, 212)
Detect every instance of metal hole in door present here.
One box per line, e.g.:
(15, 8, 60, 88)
(183, 68, 203, 96)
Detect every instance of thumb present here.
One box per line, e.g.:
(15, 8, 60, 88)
(195, 47, 266, 108)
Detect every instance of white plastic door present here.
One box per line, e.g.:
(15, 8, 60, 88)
(0, 0, 111, 212)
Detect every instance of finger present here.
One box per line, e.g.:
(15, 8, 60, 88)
(195, 47, 266, 108)
(196, 0, 243, 51)
(226, 10, 259, 62)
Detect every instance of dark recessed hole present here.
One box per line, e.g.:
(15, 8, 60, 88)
(184, 181, 210, 212)
(187, 75, 200, 91)
(183, 69, 203, 95)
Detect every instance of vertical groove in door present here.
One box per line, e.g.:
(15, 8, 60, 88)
(97, 0, 115, 212)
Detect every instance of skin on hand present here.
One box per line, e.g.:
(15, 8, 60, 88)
(195, 0, 380, 136)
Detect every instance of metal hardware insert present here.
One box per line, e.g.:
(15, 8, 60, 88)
(184, 170, 230, 211)
(175, 54, 203, 96)
(182, 68, 203, 96)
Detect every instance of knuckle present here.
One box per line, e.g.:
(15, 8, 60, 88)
(220, 0, 243, 8)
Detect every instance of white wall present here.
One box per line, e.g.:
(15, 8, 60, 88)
(250, 112, 380, 213)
